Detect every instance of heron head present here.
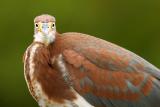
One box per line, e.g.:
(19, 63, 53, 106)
(34, 14, 56, 45)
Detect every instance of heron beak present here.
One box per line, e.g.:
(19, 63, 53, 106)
(41, 23, 51, 35)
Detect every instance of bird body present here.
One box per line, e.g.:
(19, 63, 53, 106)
(23, 15, 160, 107)
(24, 34, 95, 107)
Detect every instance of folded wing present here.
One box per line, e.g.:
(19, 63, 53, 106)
(62, 49, 160, 107)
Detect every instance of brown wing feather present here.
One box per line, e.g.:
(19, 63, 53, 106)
(60, 32, 160, 79)
(63, 49, 153, 100)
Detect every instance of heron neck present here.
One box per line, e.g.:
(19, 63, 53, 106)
(34, 31, 56, 46)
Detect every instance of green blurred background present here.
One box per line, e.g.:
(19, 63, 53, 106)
(0, 0, 160, 107)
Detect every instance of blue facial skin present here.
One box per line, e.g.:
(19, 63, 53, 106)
(42, 23, 50, 35)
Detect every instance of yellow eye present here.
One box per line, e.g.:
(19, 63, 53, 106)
(52, 24, 55, 28)
(35, 23, 38, 28)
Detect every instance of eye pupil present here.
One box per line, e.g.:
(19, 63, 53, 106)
(52, 24, 55, 27)
(36, 24, 38, 27)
